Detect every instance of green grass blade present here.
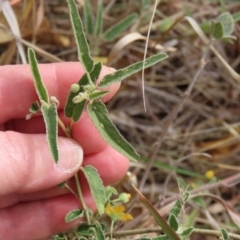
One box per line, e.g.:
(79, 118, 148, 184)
(81, 166, 106, 215)
(83, 0, 93, 34)
(67, 0, 94, 73)
(99, 53, 168, 87)
(94, 1, 103, 36)
(87, 100, 139, 162)
(41, 104, 59, 163)
(132, 185, 181, 240)
(104, 12, 138, 41)
(28, 48, 49, 103)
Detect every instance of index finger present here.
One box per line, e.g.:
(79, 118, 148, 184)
(0, 62, 118, 124)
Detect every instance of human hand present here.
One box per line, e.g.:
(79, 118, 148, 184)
(0, 63, 129, 240)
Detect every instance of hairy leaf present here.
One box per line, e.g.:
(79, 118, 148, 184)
(168, 214, 179, 232)
(212, 21, 224, 39)
(28, 48, 49, 103)
(89, 90, 109, 101)
(217, 12, 234, 36)
(87, 100, 139, 162)
(67, 0, 94, 72)
(220, 228, 229, 240)
(65, 209, 84, 223)
(99, 53, 168, 87)
(81, 166, 106, 215)
(41, 104, 58, 163)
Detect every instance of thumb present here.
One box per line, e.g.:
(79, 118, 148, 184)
(0, 131, 83, 194)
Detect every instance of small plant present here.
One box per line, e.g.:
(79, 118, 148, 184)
(26, 0, 240, 239)
(27, 0, 167, 239)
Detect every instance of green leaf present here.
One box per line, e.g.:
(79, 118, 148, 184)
(87, 100, 140, 162)
(65, 209, 84, 223)
(99, 53, 168, 87)
(29, 101, 40, 113)
(89, 90, 109, 101)
(64, 73, 88, 118)
(41, 104, 59, 163)
(192, 196, 206, 208)
(132, 185, 180, 240)
(233, 11, 240, 22)
(94, 2, 103, 36)
(212, 21, 224, 39)
(77, 223, 96, 236)
(91, 221, 105, 240)
(28, 48, 49, 103)
(104, 13, 138, 41)
(220, 228, 229, 240)
(168, 214, 179, 232)
(83, 0, 93, 34)
(57, 181, 66, 188)
(159, 18, 174, 32)
(54, 233, 67, 240)
(105, 186, 118, 200)
(81, 165, 106, 215)
(72, 100, 87, 122)
(181, 227, 194, 237)
(170, 199, 182, 218)
(152, 236, 169, 240)
(67, 0, 94, 73)
(64, 62, 102, 121)
(217, 12, 234, 36)
(91, 61, 102, 84)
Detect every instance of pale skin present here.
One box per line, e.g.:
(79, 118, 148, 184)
(0, 63, 129, 240)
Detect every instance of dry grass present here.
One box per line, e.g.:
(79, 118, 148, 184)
(1, 0, 240, 239)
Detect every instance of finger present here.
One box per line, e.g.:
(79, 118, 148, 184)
(5, 111, 108, 155)
(0, 193, 95, 240)
(79, 145, 130, 193)
(6, 145, 129, 205)
(0, 131, 83, 198)
(0, 63, 118, 123)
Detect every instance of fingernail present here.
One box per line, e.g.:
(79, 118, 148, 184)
(55, 137, 83, 173)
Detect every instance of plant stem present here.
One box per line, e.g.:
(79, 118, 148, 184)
(65, 183, 78, 198)
(74, 174, 91, 224)
(110, 221, 115, 240)
(86, 72, 95, 86)
(57, 117, 90, 224)
(57, 117, 71, 138)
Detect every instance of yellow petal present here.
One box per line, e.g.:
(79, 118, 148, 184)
(112, 205, 125, 214)
(120, 213, 133, 221)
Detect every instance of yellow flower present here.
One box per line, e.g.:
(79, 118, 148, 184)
(205, 170, 215, 179)
(105, 203, 133, 222)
